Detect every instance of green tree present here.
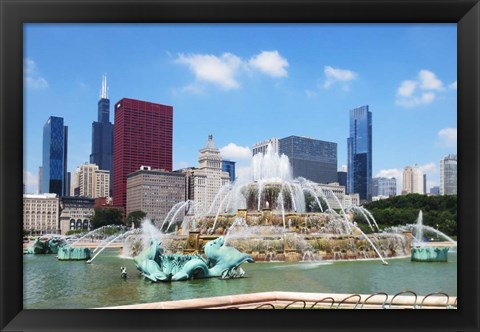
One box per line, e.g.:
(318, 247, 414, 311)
(127, 210, 147, 228)
(91, 208, 124, 229)
(355, 194, 457, 236)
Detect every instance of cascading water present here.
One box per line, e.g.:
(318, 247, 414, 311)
(69, 225, 123, 246)
(115, 144, 438, 265)
(416, 210, 424, 245)
(86, 228, 142, 263)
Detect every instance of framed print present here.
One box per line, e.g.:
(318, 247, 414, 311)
(1, 0, 479, 331)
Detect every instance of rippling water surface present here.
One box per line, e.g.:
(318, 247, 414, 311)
(23, 249, 457, 309)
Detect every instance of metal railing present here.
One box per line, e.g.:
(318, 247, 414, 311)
(101, 290, 457, 310)
(223, 291, 457, 310)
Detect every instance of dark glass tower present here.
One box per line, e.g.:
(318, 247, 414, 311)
(278, 135, 337, 184)
(222, 160, 236, 183)
(42, 116, 68, 196)
(90, 75, 113, 194)
(347, 105, 372, 202)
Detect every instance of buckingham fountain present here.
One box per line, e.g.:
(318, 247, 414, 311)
(26, 145, 457, 280)
(22, 146, 458, 310)
(122, 145, 434, 275)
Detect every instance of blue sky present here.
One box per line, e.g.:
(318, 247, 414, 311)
(24, 24, 457, 194)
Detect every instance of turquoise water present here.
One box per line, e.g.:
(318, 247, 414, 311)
(23, 249, 457, 309)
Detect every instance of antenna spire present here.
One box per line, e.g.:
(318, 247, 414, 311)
(101, 74, 108, 99)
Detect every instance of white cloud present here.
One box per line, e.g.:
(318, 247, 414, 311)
(395, 70, 445, 108)
(376, 168, 403, 180)
(248, 51, 288, 78)
(437, 128, 457, 147)
(418, 70, 444, 90)
(220, 143, 252, 161)
(24, 58, 36, 75)
(23, 170, 38, 193)
(175, 53, 242, 90)
(449, 80, 457, 90)
(174, 50, 289, 93)
(397, 80, 417, 97)
(323, 66, 358, 88)
(24, 58, 48, 89)
(419, 162, 436, 175)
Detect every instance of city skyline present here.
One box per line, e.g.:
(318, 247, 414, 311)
(24, 24, 457, 195)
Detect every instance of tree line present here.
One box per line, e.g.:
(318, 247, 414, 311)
(90, 209, 146, 229)
(354, 194, 457, 237)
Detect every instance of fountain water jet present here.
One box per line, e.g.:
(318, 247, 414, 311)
(117, 144, 426, 265)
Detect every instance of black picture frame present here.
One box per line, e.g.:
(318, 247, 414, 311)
(1, 0, 479, 331)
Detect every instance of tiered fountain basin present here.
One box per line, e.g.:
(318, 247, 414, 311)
(127, 209, 413, 263)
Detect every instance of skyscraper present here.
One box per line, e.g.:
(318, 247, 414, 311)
(252, 138, 279, 156)
(182, 135, 231, 213)
(347, 105, 372, 201)
(337, 171, 347, 189)
(440, 154, 457, 195)
(41, 116, 68, 196)
(402, 165, 424, 194)
(372, 177, 397, 197)
(278, 135, 337, 184)
(222, 160, 236, 183)
(90, 75, 113, 194)
(71, 163, 110, 198)
(113, 98, 173, 209)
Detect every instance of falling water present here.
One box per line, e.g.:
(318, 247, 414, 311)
(348, 206, 376, 232)
(165, 201, 192, 233)
(86, 228, 141, 263)
(277, 188, 286, 229)
(69, 225, 123, 246)
(415, 210, 424, 245)
(160, 201, 189, 230)
(211, 186, 234, 234)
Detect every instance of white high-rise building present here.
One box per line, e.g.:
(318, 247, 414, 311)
(440, 154, 457, 195)
(402, 165, 424, 194)
(184, 135, 231, 213)
(71, 163, 110, 198)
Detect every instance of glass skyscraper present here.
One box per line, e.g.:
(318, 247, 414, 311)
(42, 116, 68, 196)
(347, 105, 372, 201)
(440, 154, 457, 195)
(222, 160, 236, 183)
(90, 75, 113, 194)
(278, 135, 337, 184)
(372, 177, 396, 197)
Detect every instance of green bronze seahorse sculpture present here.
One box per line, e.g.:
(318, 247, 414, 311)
(133, 236, 254, 282)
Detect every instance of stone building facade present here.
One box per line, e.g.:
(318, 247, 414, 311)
(182, 135, 231, 214)
(126, 166, 185, 224)
(71, 163, 110, 199)
(23, 194, 60, 235)
(59, 196, 95, 235)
